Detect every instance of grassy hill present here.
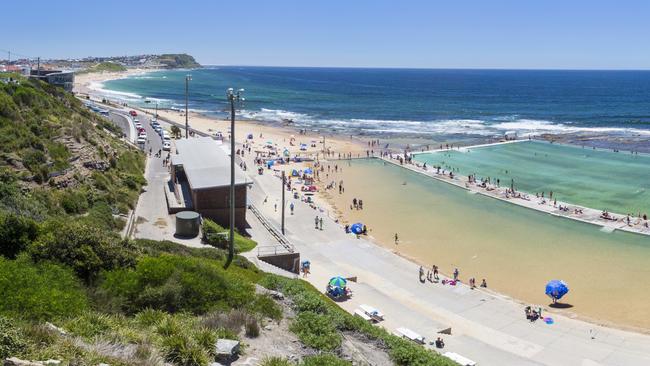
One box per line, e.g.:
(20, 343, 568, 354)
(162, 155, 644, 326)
(156, 53, 201, 69)
(0, 74, 453, 365)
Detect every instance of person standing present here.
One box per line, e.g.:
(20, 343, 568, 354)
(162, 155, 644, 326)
(394, 233, 399, 245)
(290, 202, 294, 215)
(453, 268, 459, 281)
(319, 217, 323, 230)
(315, 216, 319, 229)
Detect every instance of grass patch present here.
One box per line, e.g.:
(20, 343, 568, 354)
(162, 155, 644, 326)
(202, 218, 257, 253)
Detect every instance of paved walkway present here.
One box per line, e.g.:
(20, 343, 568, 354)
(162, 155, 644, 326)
(241, 152, 650, 366)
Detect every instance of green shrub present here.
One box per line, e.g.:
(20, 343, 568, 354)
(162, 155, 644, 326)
(202, 219, 257, 253)
(261, 357, 293, 366)
(0, 257, 88, 320)
(60, 190, 89, 214)
(30, 220, 136, 283)
(0, 212, 38, 259)
(161, 333, 209, 366)
(293, 291, 329, 314)
(302, 354, 351, 366)
(289, 311, 341, 351)
(101, 254, 255, 314)
(248, 294, 283, 320)
(0, 317, 26, 359)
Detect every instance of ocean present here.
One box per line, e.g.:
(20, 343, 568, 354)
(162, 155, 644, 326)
(99, 67, 650, 139)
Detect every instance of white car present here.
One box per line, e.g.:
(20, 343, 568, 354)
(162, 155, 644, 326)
(133, 118, 140, 123)
(136, 136, 146, 144)
(162, 141, 171, 151)
(138, 132, 147, 139)
(150, 117, 157, 123)
(135, 123, 142, 129)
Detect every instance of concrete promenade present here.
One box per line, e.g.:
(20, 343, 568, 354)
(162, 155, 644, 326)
(241, 150, 650, 366)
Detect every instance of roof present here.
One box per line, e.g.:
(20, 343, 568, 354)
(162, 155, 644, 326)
(172, 137, 251, 190)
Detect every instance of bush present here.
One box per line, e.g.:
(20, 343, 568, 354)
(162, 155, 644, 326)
(248, 295, 283, 320)
(261, 357, 293, 366)
(0, 317, 26, 359)
(101, 254, 255, 314)
(293, 291, 329, 314)
(289, 312, 341, 351)
(302, 354, 351, 366)
(0, 212, 38, 259)
(202, 219, 257, 253)
(0, 257, 88, 320)
(245, 316, 260, 338)
(30, 220, 136, 283)
(161, 333, 209, 366)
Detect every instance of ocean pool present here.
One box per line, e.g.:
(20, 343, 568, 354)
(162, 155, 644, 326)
(413, 140, 650, 215)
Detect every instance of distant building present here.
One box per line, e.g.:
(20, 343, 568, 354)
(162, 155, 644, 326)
(30, 69, 74, 92)
(170, 137, 252, 229)
(1, 64, 31, 76)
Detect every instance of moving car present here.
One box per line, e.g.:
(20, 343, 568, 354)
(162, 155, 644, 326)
(162, 141, 171, 151)
(129, 110, 137, 117)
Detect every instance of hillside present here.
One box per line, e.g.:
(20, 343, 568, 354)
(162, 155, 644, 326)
(156, 53, 201, 68)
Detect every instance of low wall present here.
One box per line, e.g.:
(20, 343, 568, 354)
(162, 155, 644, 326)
(258, 252, 301, 274)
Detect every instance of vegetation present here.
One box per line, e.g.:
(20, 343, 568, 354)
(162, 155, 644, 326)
(202, 218, 257, 253)
(0, 257, 89, 320)
(260, 275, 457, 366)
(157, 54, 201, 69)
(77, 62, 127, 74)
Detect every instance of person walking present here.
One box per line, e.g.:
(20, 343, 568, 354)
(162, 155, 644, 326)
(453, 268, 459, 281)
(290, 202, 294, 215)
(315, 216, 319, 229)
(394, 233, 399, 245)
(319, 217, 323, 230)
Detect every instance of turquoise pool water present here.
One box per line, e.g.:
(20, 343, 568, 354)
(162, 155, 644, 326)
(414, 140, 650, 215)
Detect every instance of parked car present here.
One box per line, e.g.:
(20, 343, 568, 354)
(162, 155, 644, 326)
(137, 136, 146, 144)
(138, 132, 147, 139)
(137, 127, 146, 134)
(162, 141, 171, 151)
(129, 110, 137, 117)
(151, 117, 157, 123)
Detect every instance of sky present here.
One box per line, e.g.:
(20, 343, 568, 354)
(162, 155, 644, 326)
(3, 0, 650, 69)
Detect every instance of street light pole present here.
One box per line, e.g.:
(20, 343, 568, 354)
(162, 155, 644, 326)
(185, 75, 191, 138)
(224, 88, 244, 269)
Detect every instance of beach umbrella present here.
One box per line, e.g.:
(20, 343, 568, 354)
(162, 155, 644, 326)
(247, 133, 253, 139)
(329, 276, 347, 289)
(291, 169, 299, 176)
(304, 168, 313, 174)
(545, 280, 569, 301)
(350, 223, 363, 235)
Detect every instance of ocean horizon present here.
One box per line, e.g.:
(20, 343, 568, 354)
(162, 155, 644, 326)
(99, 66, 650, 140)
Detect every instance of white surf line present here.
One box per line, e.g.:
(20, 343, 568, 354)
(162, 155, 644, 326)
(378, 156, 650, 237)
(411, 139, 526, 155)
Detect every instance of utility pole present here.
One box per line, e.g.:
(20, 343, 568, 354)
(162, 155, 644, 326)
(36, 57, 40, 76)
(185, 75, 191, 138)
(281, 170, 286, 235)
(155, 101, 158, 118)
(224, 88, 244, 269)
(7, 51, 10, 63)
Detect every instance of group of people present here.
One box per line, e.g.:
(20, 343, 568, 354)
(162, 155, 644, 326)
(351, 198, 364, 210)
(417, 265, 488, 289)
(525, 306, 543, 322)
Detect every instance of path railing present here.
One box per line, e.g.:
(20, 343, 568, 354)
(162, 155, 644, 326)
(249, 204, 294, 254)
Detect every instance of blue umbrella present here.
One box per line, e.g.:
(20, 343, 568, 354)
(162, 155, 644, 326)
(329, 276, 347, 288)
(350, 223, 363, 235)
(545, 280, 569, 301)
(304, 168, 313, 174)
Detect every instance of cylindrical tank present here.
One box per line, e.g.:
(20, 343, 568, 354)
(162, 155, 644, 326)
(175, 211, 201, 237)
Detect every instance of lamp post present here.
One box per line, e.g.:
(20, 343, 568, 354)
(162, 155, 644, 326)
(185, 74, 191, 138)
(224, 87, 245, 269)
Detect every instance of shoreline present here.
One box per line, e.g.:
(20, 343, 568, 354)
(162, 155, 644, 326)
(78, 69, 650, 334)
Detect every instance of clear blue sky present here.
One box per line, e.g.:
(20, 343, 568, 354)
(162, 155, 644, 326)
(3, 0, 650, 69)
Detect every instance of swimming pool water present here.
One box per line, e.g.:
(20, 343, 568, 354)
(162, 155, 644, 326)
(414, 140, 650, 215)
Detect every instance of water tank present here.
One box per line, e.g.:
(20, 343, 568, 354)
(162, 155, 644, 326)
(176, 211, 201, 237)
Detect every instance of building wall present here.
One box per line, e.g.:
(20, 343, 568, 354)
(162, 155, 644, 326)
(191, 185, 248, 229)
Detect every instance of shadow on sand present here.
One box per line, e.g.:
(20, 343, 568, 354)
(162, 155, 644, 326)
(549, 302, 574, 309)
